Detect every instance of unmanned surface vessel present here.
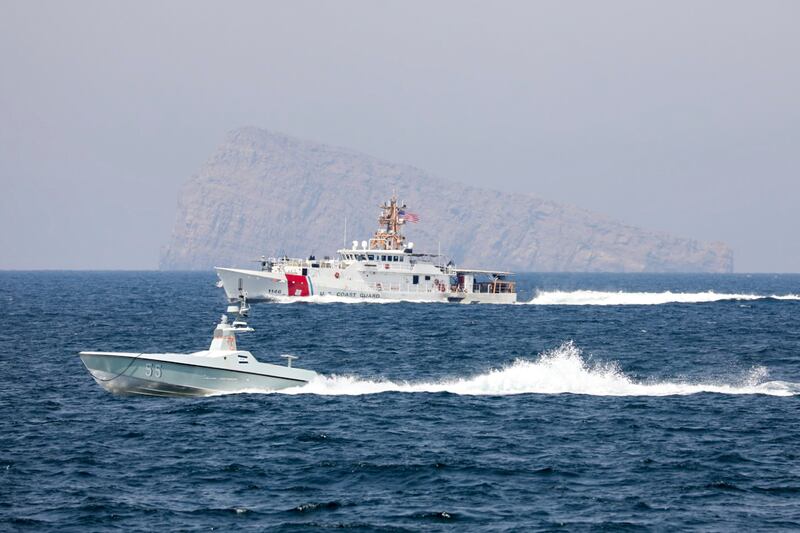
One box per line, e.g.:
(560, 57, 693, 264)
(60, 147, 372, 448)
(215, 195, 516, 303)
(79, 300, 316, 397)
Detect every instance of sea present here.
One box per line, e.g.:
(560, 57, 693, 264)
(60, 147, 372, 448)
(1, 271, 799, 531)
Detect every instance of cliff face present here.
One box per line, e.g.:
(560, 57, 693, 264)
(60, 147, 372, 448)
(160, 127, 733, 272)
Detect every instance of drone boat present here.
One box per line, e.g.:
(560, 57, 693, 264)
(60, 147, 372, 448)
(79, 300, 316, 397)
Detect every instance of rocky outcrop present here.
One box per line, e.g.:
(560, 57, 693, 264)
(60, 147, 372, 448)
(160, 127, 733, 272)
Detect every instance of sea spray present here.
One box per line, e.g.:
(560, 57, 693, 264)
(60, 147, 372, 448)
(260, 290, 800, 306)
(273, 342, 798, 397)
(526, 290, 800, 306)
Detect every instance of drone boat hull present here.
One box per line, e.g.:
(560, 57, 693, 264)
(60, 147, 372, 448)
(79, 351, 316, 397)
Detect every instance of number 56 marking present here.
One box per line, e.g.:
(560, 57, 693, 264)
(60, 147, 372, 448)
(144, 363, 162, 378)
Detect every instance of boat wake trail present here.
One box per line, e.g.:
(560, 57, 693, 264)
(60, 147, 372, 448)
(275, 342, 799, 397)
(526, 290, 800, 306)
(260, 291, 800, 306)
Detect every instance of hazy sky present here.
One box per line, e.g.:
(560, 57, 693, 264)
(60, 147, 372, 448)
(1, 1, 798, 271)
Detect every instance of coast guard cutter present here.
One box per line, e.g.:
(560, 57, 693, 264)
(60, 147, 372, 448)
(215, 195, 516, 303)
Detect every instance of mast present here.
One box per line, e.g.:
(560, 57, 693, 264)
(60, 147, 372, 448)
(368, 194, 407, 250)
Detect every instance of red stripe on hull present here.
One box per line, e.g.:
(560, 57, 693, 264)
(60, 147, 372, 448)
(285, 274, 310, 297)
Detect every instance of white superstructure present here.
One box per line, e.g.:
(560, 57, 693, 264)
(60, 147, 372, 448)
(215, 195, 516, 304)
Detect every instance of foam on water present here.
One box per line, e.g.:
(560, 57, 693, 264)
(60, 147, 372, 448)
(250, 290, 800, 306)
(271, 342, 799, 397)
(526, 290, 800, 306)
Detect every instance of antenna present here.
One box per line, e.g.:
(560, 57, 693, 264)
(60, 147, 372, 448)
(281, 354, 298, 368)
(238, 293, 250, 317)
(343, 216, 347, 248)
(229, 293, 254, 332)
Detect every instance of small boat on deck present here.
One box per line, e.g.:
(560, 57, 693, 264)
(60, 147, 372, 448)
(79, 300, 316, 397)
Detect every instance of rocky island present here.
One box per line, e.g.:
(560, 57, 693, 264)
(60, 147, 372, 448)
(160, 127, 733, 273)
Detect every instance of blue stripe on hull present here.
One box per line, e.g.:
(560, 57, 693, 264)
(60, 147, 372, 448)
(80, 354, 310, 397)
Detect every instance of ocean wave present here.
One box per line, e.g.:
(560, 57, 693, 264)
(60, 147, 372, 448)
(272, 342, 799, 397)
(525, 290, 800, 306)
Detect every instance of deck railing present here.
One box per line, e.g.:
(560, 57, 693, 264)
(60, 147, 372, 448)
(367, 282, 445, 293)
(472, 281, 516, 294)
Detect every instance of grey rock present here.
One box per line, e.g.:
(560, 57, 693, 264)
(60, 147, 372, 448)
(160, 127, 733, 273)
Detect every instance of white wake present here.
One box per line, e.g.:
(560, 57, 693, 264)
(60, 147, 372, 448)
(275, 342, 798, 397)
(261, 290, 800, 306)
(526, 290, 800, 306)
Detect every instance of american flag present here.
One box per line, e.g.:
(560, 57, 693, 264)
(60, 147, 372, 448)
(399, 209, 419, 223)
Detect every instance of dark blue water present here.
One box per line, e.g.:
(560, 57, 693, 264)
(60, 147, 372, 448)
(2, 272, 800, 531)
